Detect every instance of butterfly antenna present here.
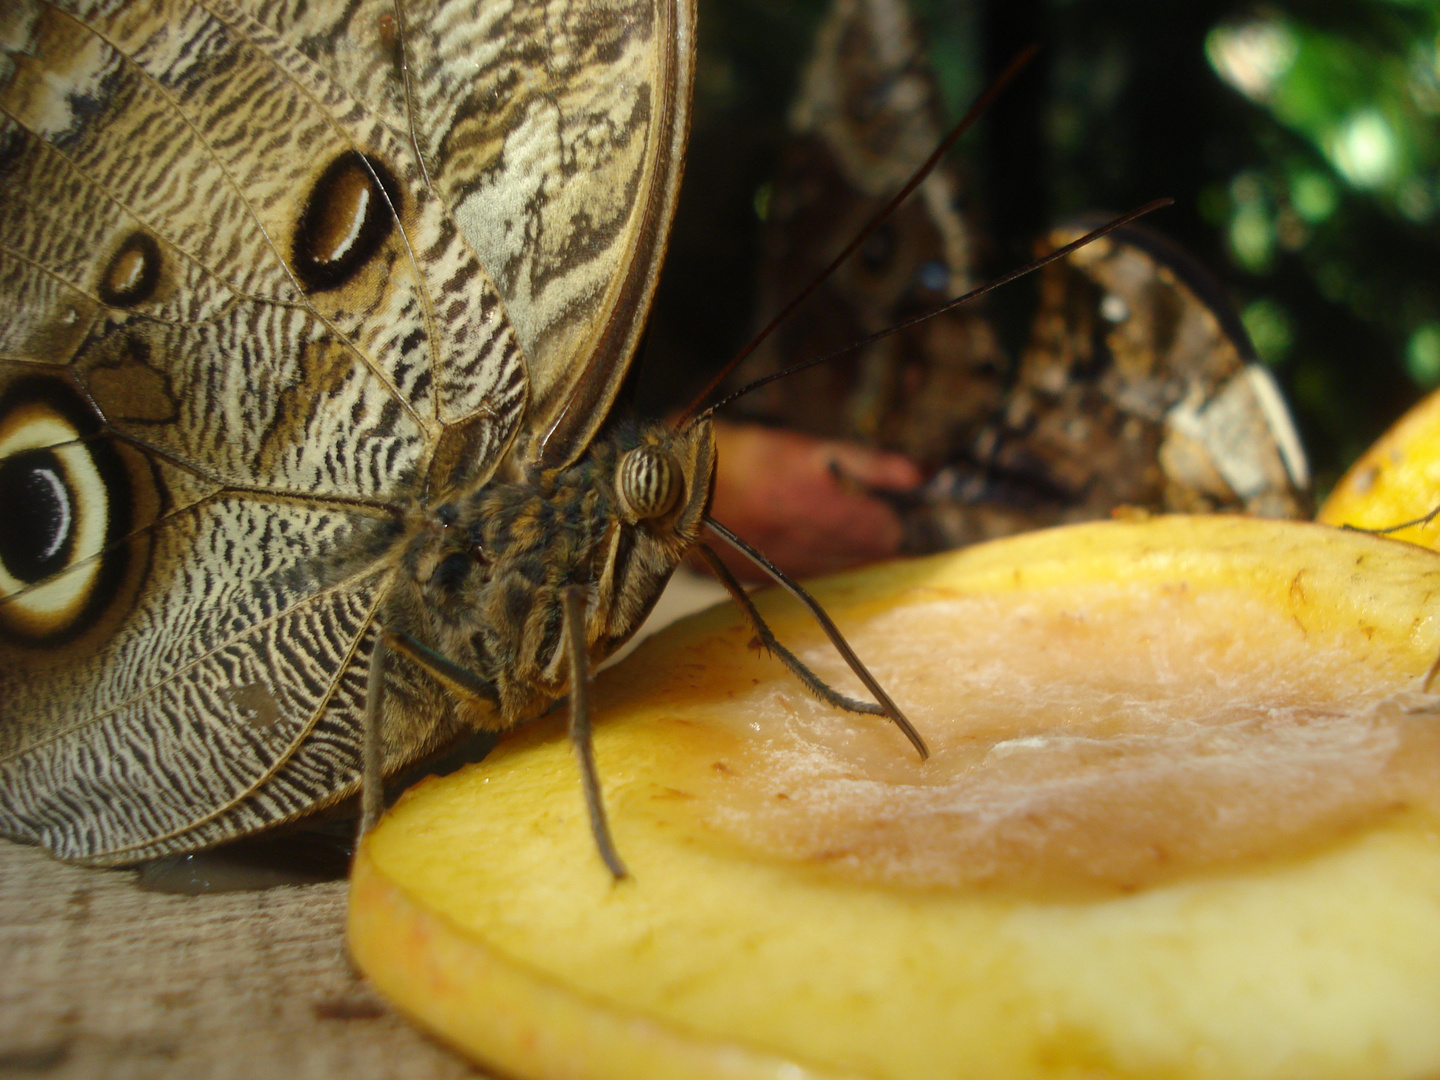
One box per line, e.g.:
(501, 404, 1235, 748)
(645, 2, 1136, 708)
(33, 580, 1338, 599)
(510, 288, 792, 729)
(709, 198, 1173, 414)
(675, 43, 1041, 426)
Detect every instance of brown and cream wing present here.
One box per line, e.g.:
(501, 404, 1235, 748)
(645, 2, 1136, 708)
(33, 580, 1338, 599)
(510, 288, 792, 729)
(1, 0, 528, 497)
(398, 0, 697, 463)
(0, 0, 544, 860)
(0, 504, 398, 862)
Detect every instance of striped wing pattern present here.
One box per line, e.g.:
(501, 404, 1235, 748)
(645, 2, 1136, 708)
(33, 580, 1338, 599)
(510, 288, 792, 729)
(0, 0, 687, 861)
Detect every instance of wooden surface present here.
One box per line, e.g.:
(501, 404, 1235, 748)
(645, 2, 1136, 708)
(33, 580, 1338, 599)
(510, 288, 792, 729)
(0, 840, 484, 1080)
(0, 572, 728, 1080)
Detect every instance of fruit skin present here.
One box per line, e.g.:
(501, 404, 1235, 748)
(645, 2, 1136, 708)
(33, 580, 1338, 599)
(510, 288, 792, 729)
(1319, 387, 1440, 549)
(349, 855, 858, 1080)
(349, 516, 1440, 1080)
(350, 814, 1440, 1080)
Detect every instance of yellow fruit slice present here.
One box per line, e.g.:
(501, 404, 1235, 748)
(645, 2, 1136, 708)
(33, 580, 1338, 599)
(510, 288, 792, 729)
(349, 516, 1440, 1080)
(1319, 387, 1440, 548)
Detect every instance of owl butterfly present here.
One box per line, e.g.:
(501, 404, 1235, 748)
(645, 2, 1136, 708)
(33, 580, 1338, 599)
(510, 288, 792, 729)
(0, 0, 932, 876)
(729, 0, 1312, 550)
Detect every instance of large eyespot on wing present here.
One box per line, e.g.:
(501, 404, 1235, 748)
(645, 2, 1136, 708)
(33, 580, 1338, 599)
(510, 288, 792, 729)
(97, 231, 163, 308)
(291, 151, 403, 293)
(3, 0, 528, 508)
(0, 377, 156, 646)
(0, 0, 537, 863)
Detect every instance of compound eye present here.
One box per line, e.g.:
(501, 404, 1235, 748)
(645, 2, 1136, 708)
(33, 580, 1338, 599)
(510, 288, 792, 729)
(616, 446, 682, 522)
(0, 385, 128, 642)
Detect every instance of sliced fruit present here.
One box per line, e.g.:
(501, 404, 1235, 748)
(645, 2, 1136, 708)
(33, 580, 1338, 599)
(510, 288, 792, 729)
(349, 515, 1440, 1080)
(1318, 386, 1440, 548)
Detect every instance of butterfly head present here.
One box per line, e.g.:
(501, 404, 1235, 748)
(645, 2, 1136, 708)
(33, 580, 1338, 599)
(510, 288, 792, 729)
(612, 419, 714, 530)
(559, 415, 713, 662)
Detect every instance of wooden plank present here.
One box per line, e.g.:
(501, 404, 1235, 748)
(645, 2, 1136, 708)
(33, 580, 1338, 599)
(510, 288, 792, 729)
(0, 840, 482, 1079)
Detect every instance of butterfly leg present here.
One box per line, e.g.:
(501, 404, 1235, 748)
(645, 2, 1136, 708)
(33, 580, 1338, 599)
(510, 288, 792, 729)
(359, 628, 501, 837)
(360, 633, 389, 837)
(363, 616, 628, 880)
(695, 544, 878, 714)
(697, 523, 929, 760)
(1342, 504, 1440, 535)
(561, 585, 628, 881)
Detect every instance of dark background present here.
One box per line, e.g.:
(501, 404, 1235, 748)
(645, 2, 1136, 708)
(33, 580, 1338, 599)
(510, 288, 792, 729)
(639, 0, 1440, 494)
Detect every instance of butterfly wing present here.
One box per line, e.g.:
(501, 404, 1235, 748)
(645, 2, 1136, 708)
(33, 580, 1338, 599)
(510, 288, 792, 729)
(254, 0, 695, 466)
(727, 0, 1007, 464)
(1004, 221, 1312, 521)
(724, 0, 1308, 550)
(0, 0, 692, 862)
(395, 0, 696, 466)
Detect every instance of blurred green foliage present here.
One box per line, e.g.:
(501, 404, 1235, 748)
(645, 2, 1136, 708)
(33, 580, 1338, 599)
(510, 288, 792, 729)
(644, 0, 1440, 491)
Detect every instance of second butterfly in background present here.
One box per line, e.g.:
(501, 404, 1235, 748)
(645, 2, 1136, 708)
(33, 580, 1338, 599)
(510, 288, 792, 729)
(726, 0, 1312, 553)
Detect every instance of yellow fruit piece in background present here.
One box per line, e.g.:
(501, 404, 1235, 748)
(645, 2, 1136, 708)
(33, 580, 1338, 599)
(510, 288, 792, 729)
(349, 516, 1440, 1080)
(1319, 387, 1440, 548)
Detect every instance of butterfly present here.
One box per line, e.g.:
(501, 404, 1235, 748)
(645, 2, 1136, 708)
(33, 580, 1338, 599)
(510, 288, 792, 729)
(0, 0, 929, 877)
(727, 0, 1311, 551)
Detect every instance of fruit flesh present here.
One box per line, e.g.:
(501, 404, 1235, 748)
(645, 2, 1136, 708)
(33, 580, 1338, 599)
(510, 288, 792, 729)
(670, 582, 1440, 895)
(351, 516, 1440, 1080)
